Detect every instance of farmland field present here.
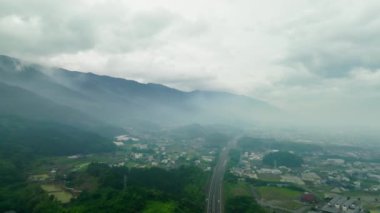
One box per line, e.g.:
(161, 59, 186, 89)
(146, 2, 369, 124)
(41, 184, 73, 203)
(224, 181, 252, 200)
(257, 186, 302, 200)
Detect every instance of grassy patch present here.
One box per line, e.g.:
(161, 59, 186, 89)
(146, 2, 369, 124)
(41, 184, 73, 203)
(41, 184, 61, 192)
(71, 162, 91, 172)
(224, 181, 266, 212)
(224, 181, 251, 200)
(50, 191, 73, 203)
(257, 186, 302, 201)
(280, 200, 304, 210)
(256, 186, 306, 211)
(143, 201, 176, 213)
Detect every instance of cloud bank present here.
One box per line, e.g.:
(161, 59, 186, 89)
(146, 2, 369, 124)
(1, 0, 379, 128)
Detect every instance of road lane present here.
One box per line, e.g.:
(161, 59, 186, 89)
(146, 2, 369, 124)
(206, 137, 238, 213)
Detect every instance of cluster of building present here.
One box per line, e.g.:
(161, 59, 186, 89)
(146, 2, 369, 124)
(231, 148, 380, 192)
(111, 134, 217, 171)
(228, 148, 380, 212)
(319, 196, 365, 213)
(309, 158, 380, 193)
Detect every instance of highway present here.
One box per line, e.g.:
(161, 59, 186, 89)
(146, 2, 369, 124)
(206, 138, 238, 213)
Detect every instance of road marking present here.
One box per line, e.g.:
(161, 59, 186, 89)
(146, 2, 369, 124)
(207, 137, 240, 213)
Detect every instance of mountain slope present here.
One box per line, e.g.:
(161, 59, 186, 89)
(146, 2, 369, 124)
(0, 116, 115, 155)
(0, 82, 116, 155)
(0, 55, 278, 127)
(0, 81, 90, 125)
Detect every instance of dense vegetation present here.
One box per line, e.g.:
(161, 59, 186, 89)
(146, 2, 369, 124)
(226, 196, 265, 213)
(0, 114, 115, 213)
(228, 149, 241, 168)
(0, 143, 64, 212)
(0, 116, 115, 156)
(224, 173, 265, 213)
(69, 163, 207, 212)
(262, 151, 303, 168)
(0, 79, 119, 156)
(0, 162, 208, 212)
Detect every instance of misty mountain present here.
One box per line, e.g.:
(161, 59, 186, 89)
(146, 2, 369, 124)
(0, 81, 92, 127)
(0, 55, 277, 128)
(0, 115, 115, 155)
(0, 80, 120, 155)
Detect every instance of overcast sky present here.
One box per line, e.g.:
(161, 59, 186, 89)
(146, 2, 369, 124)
(1, 0, 380, 126)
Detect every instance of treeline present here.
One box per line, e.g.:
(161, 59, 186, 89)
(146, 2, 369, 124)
(228, 149, 241, 168)
(0, 183, 64, 213)
(262, 151, 304, 168)
(0, 114, 119, 212)
(0, 146, 63, 212)
(238, 137, 322, 153)
(1, 163, 209, 212)
(69, 163, 207, 212)
(226, 196, 265, 213)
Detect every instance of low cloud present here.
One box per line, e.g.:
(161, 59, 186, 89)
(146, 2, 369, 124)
(1, 0, 380, 128)
(280, 1, 380, 78)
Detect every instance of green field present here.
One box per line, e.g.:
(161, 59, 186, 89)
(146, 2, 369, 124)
(32, 153, 126, 174)
(41, 184, 73, 203)
(280, 200, 305, 210)
(72, 162, 91, 171)
(257, 186, 302, 201)
(224, 181, 252, 200)
(256, 186, 305, 210)
(41, 184, 61, 192)
(50, 191, 73, 203)
(143, 201, 177, 213)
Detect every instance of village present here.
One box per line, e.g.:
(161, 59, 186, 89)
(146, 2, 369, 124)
(228, 142, 380, 213)
(112, 134, 217, 171)
(26, 133, 220, 204)
(25, 132, 380, 213)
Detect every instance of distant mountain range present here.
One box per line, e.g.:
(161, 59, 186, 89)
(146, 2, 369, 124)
(0, 55, 280, 155)
(0, 55, 278, 129)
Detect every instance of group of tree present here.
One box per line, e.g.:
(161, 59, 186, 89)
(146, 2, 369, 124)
(262, 151, 304, 168)
(226, 196, 265, 213)
(70, 163, 208, 212)
(0, 145, 65, 212)
(0, 162, 209, 213)
(228, 149, 241, 168)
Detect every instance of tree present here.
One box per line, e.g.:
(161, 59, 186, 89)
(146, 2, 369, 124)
(226, 196, 265, 213)
(262, 151, 303, 168)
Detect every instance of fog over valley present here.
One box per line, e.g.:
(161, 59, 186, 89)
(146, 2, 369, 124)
(1, 1, 380, 213)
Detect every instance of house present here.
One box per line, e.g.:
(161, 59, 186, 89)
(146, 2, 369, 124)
(113, 141, 124, 146)
(302, 172, 321, 184)
(201, 156, 214, 162)
(321, 196, 364, 213)
(258, 168, 282, 175)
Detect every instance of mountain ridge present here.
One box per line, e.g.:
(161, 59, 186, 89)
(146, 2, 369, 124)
(0, 55, 278, 127)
